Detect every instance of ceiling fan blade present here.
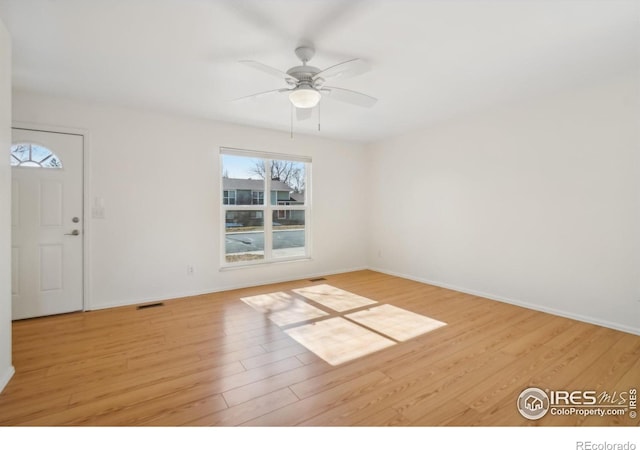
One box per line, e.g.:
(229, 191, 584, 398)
(296, 107, 313, 121)
(221, 3, 293, 42)
(301, 0, 367, 42)
(239, 60, 297, 84)
(314, 58, 371, 81)
(232, 88, 289, 102)
(321, 86, 377, 108)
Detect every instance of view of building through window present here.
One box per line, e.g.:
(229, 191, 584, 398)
(221, 149, 310, 265)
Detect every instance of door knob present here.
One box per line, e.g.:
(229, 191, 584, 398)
(65, 229, 80, 236)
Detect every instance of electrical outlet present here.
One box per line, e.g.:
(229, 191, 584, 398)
(187, 265, 194, 276)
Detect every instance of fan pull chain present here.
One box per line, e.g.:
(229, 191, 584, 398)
(318, 102, 321, 132)
(290, 103, 294, 139)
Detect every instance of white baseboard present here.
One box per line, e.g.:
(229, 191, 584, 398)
(369, 266, 640, 336)
(83, 264, 639, 336)
(0, 365, 15, 393)
(88, 266, 369, 311)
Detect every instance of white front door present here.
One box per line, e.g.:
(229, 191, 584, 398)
(11, 128, 84, 320)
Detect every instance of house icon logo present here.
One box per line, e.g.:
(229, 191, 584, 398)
(525, 395, 543, 411)
(517, 387, 550, 420)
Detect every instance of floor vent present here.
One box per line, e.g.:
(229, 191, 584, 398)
(309, 277, 327, 282)
(137, 302, 164, 310)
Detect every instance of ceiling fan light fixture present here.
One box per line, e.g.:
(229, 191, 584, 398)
(289, 86, 321, 109)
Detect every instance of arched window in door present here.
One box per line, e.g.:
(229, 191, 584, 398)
(10, 143, 63, 168)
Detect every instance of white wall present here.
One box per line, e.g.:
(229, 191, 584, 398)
(12, 91, 369, 310)
(368, 73, 640, 334)
(11, 74, 639, 336)
(0, 17, 14, 392)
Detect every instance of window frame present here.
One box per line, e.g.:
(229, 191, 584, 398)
(220, 147, 311, 269)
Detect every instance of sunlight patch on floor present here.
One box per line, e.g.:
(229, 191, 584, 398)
(284, 317, 396, 366)
(241, 285, 447, 365)
(346, 304, 447, 342)
(292, 284, 377, 312)
(241, 292, 329, 326)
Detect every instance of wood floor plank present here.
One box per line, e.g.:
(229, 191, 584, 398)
(239, 343, 309, 370)
(0, 269, 637, 426)
(298, 343, 519, 426)
(442, 396, 530, 427)
(288, 360, 385, 400)
(379, 308, 534, 382)
(243, 370, 393, 426)
(211, 356, 304, 394)
(542, 333, 640, 426)
(295, 352, 323, 365)
(68, 360, 246, 407)
(499, 315, 575, 357)
(352, 407, 412, 426)
(223, 360, 331, 407)
(85, 389, 229, 426)
(19, 361, 244, 426)
(260, 336, 301, 353)
(406, 399, 475, 426)
(140, 394, 229, 426)
(185, 388, 299, 426)
(455, 344, 562, 414)
(529, 327, 624, 390)
(0, 392, 71, 425)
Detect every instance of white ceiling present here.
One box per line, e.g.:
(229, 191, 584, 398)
(0, 0, 638, 143)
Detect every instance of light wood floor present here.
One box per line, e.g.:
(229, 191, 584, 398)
(0, 270, 638, 426)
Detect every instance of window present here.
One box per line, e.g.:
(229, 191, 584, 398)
(10, 143, 63, 168)
(251, 191, 264, 205)
(223, 190, 236, 205)
(221, 148, 310, 266)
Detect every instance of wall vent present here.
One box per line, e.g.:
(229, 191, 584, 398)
(309, 277, 327, 282)
(137, 302, 164, 310)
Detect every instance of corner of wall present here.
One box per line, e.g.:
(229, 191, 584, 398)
(0, 365, 15, 393)
(0, 16, 14, 393)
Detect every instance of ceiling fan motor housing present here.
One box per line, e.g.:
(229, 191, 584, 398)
(287, 45, 323, 88)
(294, 45, 315, 63)
(286, 65, 321, 83)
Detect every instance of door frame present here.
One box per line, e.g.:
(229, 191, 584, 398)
(11, 121, 92, 312)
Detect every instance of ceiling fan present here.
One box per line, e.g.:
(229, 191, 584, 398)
(236, 44, 377, 120)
